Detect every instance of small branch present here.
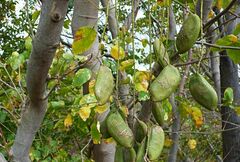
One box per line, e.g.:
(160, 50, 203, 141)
(81, 138, 92, 162)
(203, 0, 238, 31)
(60, 38, 72, 48)
(204, 14, 239, 37)
(174, 54, 228, 67)
(43, 54, 93, 99)
(196, 41, 240, 50)
(140, 0, 161, 29)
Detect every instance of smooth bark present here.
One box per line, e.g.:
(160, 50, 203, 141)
(71, 1, 115, 162)
(11, 1, 68, 162)
(220, 4, 240, 161)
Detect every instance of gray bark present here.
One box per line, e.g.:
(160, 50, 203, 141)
(10, 1, 68, 162)
(123, 0, 140, 31)
(196, 0, 213, 23)
(220, 4, 240, 161)
(72, 0, 100, 75)
(100, 0, 118, 39)
(168, 6, 181, 162)
(208, 24, 221, 105)
(71, 1, 115, 162)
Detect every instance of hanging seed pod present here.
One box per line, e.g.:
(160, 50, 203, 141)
(106, 111, 134, 148)
(176, 13, 201, 54)
(152, 102, 165, 126)
(153, 38, 170, 68)
(150, 65, 181, 102)
(95, 66, 114, 105)
(135, 118, 148, 143)
(189, 73, 218, 110)
(115, 145, 124, 162)
(136, 137, 146, 162)
(147, 125, 165, 161)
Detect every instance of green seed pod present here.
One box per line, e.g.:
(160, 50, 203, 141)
(152, 102, 165, 126)
(150, 65, 181, 102)
(153, 38, 170, 67)
(129, 147, 136, 162)
(176, 13, 201, 54)
(136, 137, 146, 162)
(147, 125, 165, 161)
(100, 118, 111, 139)
(95, 66, 114, 105)
(189, 73, 218, 110)
(106, 112, 134, 148)
(115, 145, 124, 162)
(135, 119, 148, 143)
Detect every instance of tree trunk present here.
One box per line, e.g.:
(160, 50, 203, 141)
(10, 1, 68, 162)
(71, 1, 115, 162)
(220, 3, 240, 162)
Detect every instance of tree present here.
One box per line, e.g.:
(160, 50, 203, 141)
(1, 0, 240, 162)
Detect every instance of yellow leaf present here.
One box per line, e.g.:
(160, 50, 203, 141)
(229, 34, 238, 43)
(72, 26, 97, 55)
(216, 0, 222, 10)
(135, 82, 148, 92)
(120, 105, 129, 117)
(157, 0, 171, 7)
(110, 45, 125, 60)
(64, 114, 73, 127)
(103, 137, 116, 144)
(133, 71, 152, 92)
(89, 80, 96, 94)
(119, 59, 134, 71)
(208, 10, 215, 19)
(95, 102, 110, 114)
(191, 107, 203, 128)
(109, 95, 114, 103)
(188, 139, 197, 150)
(235, 106, 240, 115)
(79, 105, 92, 121)
(164, 138, 173, 147)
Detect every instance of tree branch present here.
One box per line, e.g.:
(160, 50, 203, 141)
(203, 0, 238, 31)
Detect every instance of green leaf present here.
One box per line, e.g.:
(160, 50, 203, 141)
(233, 23, 240, 35)
(63, 20, 71, 29)
(72, 68, 92, 87)
(72, 26, 97, 55)
(91, 121, 101, 144)
(62, 52, 73, 60)
(216, 35, 235, 46)
(80, 94, 97, 106)
(25, 36, 32, 51)
(223, 87, 234, 105)
(0, 111, 7, 122)
(32, 10, 40, 23)
(138, 91, 150, 101)
(50, 101, 65, 109)
(141, 39, 148, 47)
(223, 0, 231, 9)
(226, 49, 240, 64)
(8, 52, 25, 70)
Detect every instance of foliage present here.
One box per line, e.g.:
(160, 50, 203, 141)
(1, 0, 240, 161)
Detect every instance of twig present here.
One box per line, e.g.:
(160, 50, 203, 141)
(196, 41, 240, 50)
(25, 0, 34, 38)
(174, 54, 228, 67)
(43, 54, 93, 99)
(81, 138, 92, 162)
(204, 0, 238, 31)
